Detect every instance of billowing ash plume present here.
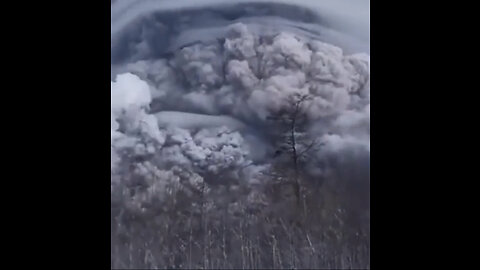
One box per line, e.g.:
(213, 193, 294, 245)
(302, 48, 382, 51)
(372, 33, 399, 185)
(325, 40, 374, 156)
(112, 18, 369, 175)
(111, 1, 369, 268)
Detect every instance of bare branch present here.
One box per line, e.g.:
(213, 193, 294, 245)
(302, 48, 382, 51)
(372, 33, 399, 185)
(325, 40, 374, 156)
(298, 139, 317, 157)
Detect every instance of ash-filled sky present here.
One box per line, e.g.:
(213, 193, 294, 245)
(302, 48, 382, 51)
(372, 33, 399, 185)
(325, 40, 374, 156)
(111, 0, 370, 192)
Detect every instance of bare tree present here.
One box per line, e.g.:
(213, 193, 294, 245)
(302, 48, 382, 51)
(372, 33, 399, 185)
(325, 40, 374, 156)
(267, 93, 320, 208)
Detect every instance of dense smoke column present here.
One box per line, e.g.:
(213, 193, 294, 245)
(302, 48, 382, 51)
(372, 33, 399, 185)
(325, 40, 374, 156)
(111, 1, 369, 269)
